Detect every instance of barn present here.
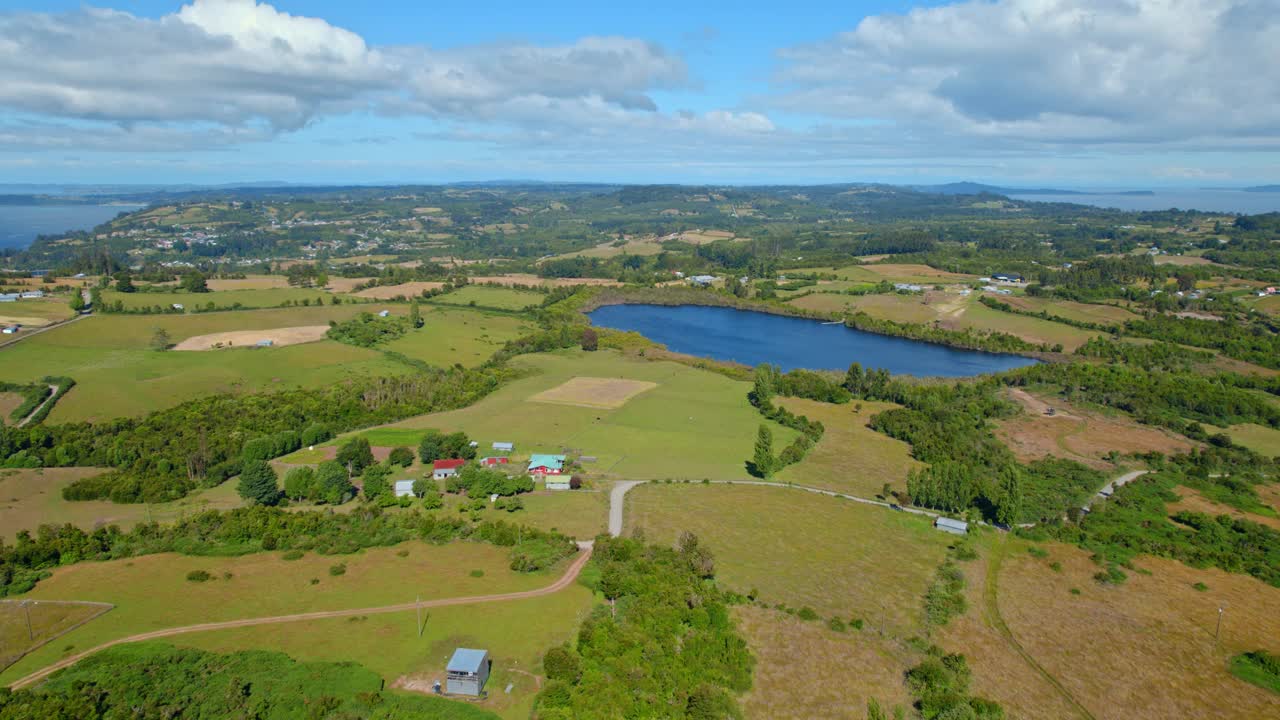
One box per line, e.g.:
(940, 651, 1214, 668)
(446, 648, 490, 696)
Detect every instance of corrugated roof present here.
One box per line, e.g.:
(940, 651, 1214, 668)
(447, 648, 488, 673)
(492, 441, 514, 450)
(527, 454, 565, 471)
(936, 517, 968, 530)
(394, 480, 415, 491)
(433, 459, 466, 470)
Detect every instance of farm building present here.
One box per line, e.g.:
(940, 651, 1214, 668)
(433, 459, 466, 480)
(20, 291, 43, 299)
(992, 273, 1023, 283)
(1, 326, 18, 335)
(492, 441, 514, 452)
(172, 303, 184, 310)
(934, 517, 969, 536)
(394, 480, 415, 498)
(377, 310, 391, 317)
(0, 294, 17, 303)
(255, 339, 273, 347)
(527, 454, 566, 476)
(478, 456, 509, 467)
(545, 475, 573, 491)
(688, 274, 717, 286)
(445, 648, 490, 696)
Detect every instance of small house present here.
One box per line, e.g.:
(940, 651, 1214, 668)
(527, 454, 566, 476)
(0, 294, 18, 303)
(934, 517, 969, 536)
(492, 441, 514, 452)
(20, 290, 43, 299)
(172, 303, 184, 310)
(478, 456, 509, 467)
(689, 274, 717, 286)
(255, 339, 273, 347)
(433, 459, 465, 480)
(394, 480, 416, 498)
(378, 310, 391, 317)
(992, 273, 1023, 283)
(1, 326, 18, 335)
(545, 475, 572, 491)
(446, 648, 490, 696)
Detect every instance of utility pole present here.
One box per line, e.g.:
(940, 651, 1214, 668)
(1215, 607, 1224, 644)
(416, 596, 423, 637)
(22, 600, 33, 642)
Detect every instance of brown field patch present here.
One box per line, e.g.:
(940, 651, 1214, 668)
(205, 276, 290, 291)
(987, 542, 1280, 720)
(999, 296, 1138, 326)
(995, 389, 1194, 468)
(172, 326, 330, 351)
(323, 276, 375, 292)
(528, 377, 658, 409)
(735, 606, 916, 720)
(1154, 255, 1220, 266)
(863, 263, 974, 281)
(469, 274, 623, 288)
(352, 281, 446, 299)
(1167, 486, 1280, 531)
(0, 392, 23, 425)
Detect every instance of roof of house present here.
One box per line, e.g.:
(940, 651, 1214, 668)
(492, 441, 514, 450)
(433, 459, 466, 470)
(447, 648, 488, 674)
(527, 454, 566, 471)
(936, 517, 969, 531)
(394, 480, 415, 491)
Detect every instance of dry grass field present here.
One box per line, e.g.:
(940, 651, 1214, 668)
(774, 397, 922, 496)
(469, 274, 623, 288)
(975, 541, 1280, 720)
(1166, 487, 1280, 531)
(352, 281, 446, 299)
(624, 483, 949, 634)
(998, 296, 1139, 326)
(735, 606, 916, 720)
(529, 377, 658, 410)
(323, 276, 376, 292)
(0, 600, 112, 671)
(0, 392, 24, 425)
(995, 389, 1195, 469)
(172, 325, 330, 351)
(205, 276, 291, 291)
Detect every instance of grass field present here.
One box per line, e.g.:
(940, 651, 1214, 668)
(433, 286, 543, 311)
(774, 397, 922, 496)
(735, 606, 916, 720)
(103, 287, 350, 311)
(204, 276, 291, 291)
(945, 539, 1280, 719)
(512, 489, 608, 539)
(785, 292, 941, 322)
(529, 377, 658, 409)
(623, 483, 950, 634)
(0, 541, 574, 688)
(0, 468, 244, 540)
(0, 600, 111, 672)
(1166, 487, 1280, 531)
(998, 296, 1139, 326)
(316, 349, 800, 482)
(791, 263, 977, 285)
(382, 307, 530, 368)
(1218, 423, 1280, 457)
(948, 300, 1098, 351)
(0, 298, 76, 327)
(352, 281, 447, 299)
(0, 307, 408, 422)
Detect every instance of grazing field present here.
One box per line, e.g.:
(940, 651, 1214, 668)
(352, 281, 446, 299)
(102, 287, 349, 311)
(433, 285, 543, 310)
(491, 490, 608, 540)
(0, 392, 24, 424)
(0, 307, 407, 422)
(0, 468, 244, 540)
(343, 350, 798, 481)
(1166, 487, 1280, 531)
(948, 300, 1099, 350)
(468, 274, 623, 288)
(995, 389, 1195, 469)
(0, 600, 112, 672)
(786, 291, 941, 323)
(560, 237, 666, 258)
(998, 295, 1139, 326)
(171, 586, 593, 720)
(0, 298, 76, 327)
(529, 377, 658, 409)
(623, 483, 950, 634)
(172, 325, 330, 350)
(204, 276, 291, 290)
(0, 541, 570, 687)
(735, 606, 916, 720)
(949, 539, 1280, 720)
(774, 397, 922, 496)
(792, 263, 976, 285)
(382, 307, 530, 368)
(1216, 423, 1280, 457)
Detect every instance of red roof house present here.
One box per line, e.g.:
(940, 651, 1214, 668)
(432, 459, 466, 479)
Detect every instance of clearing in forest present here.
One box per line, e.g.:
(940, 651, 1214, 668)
(773, 397, 921, 496)
(172, 326, 330, 351)
(529, 377, 658, 410)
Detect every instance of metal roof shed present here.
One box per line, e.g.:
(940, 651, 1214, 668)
(935, 517, 969, 536)
(446, 648, 490, 696)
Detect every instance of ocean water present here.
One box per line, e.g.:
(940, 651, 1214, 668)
(1008, 190, 1279, 215)
(0, 205, 144, 249)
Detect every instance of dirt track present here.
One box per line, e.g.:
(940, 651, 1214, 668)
(8, 544, 592, 690)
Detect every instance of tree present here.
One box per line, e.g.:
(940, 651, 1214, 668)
(69, 292, 85, 313)
(995, 467, 1023, 525)
(388, 446, 414, 467)
(237, 460, 280, 506)
(361, 463, 392, 501)
(543, 645, 581, 683)
(315, 461, 352, 504)
(300, 423, 332, 447)
(418, 432, 444, 463)
(419, 430, 474, 462)
(115, 273, 135, 293)
(336, 437, 374, 474)
(581, 327, 599, 352)
(150, 327, 171, 351)
(283, 466, 316, 501)
(409, 300, 424, 329)
(750, 424, 775, 478)
(181, 271, 210, 293)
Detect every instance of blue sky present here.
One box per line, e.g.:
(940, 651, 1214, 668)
(0, 0, 1277, 187)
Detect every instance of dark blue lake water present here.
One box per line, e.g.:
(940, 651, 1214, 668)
(0, 205, 143, 249)
(588, 304, 1038, 377)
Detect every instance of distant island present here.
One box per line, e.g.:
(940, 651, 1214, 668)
(916, 182, 1155, 197)
(1244, 185, 1280, 193)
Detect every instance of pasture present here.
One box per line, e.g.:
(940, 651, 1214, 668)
(1216, 423, 1280, 457)
(102, 287, 350, 311)
(623, 483, 950, 635)
(0, 307, 407, 422)
(791, 263, 977, 285)
(944, 538, 1280, 719)
(432, 285, 544, 310)
(947, 299, 1099, 350)
(352, 281, 447, 299)
(0, 298, 76, 327)
(529, 377, 658, 410)
(382, 307, 530, 368)
(997, 295, 1139, 326)
(0, 468, 243, 540)
(0, 600, 111, 672)
(353, 350, 798, 481)
(774, 397, 922, 496)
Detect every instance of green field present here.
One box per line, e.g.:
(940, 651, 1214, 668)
(102, 287, 354, 311)
(0, 298, 77, 327)
(500, 489, 608, 540)
(623, 483, 950, 635)
(0, 541, 573, 687)
(954, 300, 1099, 350)
(0, 307, 408, 422)
(774, 397, 923, 496)
(433, 285, 543, 310)
(1, 600, 110, 672)
(1219, 423, 1280, 457)
(383, 307, 530, 368)
(298, 349, 800, 482)
(789, 263, 976, 285)
(1001, 296, 1139, 326)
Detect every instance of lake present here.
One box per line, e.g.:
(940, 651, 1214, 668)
(588, 304, 1038, 377)
(0, 205, 143, 249)
(1008, 190, 1279, 215)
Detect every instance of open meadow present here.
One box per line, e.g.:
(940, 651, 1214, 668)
(774, 397, 922, 496)
(0, 600, 111, 672)
(382, 306, 530, 368)
(791, 263, 978, 285)
(102, 286, 354, 311)
(0, 298, 76, 328)
(432, 285, 544, 311)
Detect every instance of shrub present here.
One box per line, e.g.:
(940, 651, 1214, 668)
(954, 543, 978, 561)
(796, 606, 819, 621)
(1230, 650, 1280, 695)
(1193, 581, 1209, 591)
(186, 570, 212, 583)
(469, 569, 485, 578)
(281, 550, 304, 561)
(1093, 564, 1128, 585)
(329, 563, 347, 577)
(827, 617, 847, 632)
(388, 446, 414, 467)
(850, 618, 864, 630)
(1027, 546, 1049, 559)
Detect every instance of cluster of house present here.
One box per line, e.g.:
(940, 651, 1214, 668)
(392, 441, 572, 497)
(893, 283, 925, 293)
(0, 290, 44, 303)
(1257, 287, 1279, 297)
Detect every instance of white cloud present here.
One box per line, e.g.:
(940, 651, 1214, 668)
(773, 0, 1280, 148)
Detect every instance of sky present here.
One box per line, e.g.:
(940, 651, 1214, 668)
(0, 0, 1278, 187)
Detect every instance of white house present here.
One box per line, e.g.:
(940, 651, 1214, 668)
(2, 326, 19, 335)
(394, 480, 416, 498)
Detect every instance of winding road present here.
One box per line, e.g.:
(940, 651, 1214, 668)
(8, 542, 594, 691)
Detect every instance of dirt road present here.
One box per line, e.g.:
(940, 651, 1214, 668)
(8, 543, 593, 691)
